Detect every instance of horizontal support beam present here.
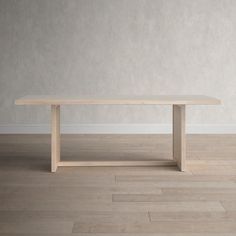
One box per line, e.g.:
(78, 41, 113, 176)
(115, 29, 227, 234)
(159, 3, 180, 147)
(58, 160, 176, 167)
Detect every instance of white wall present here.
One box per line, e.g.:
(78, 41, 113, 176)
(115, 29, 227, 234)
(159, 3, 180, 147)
(0, 0, 236, 133)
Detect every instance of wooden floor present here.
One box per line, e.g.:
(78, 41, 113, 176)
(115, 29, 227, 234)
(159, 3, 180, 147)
(0, 134, 236, 235)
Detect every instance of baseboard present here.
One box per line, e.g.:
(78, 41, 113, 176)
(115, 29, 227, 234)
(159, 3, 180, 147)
(0, 124, 236, 134)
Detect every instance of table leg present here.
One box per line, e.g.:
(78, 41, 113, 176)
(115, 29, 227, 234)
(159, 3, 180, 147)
(51, 105, 60, 172)
(173, 105, 186, 171)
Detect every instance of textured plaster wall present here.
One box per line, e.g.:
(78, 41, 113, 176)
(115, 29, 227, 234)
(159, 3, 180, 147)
(0, 0, 235, 125)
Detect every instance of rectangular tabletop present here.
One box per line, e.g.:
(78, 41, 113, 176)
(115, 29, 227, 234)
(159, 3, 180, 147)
(15, 95, 220, 105)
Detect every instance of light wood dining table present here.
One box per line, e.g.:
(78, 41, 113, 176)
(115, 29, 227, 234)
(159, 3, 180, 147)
(15, 95, 220, 172)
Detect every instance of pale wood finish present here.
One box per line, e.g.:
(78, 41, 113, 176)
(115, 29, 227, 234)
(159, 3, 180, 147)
(173, 105, 186, 171)
(58, 160, 176, 167)
(15, 95, 220, 105)
(15, 95, 220, 172)
(51, 105, 60, 172)
(0, 134, 236, 234)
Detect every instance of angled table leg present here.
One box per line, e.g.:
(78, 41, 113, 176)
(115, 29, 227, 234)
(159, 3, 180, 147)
(51, 105, 60, 172)
(173, 105, 186, 171)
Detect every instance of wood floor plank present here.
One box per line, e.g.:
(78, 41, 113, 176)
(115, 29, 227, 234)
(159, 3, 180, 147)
(161, 187, 236, 194)
(0, 185, 162, 195)
(72, 221, 236, 233)
(116, 181, 236, 188)
(115, 175, 234, 182)
(1, 234, 236, 236)
(189, 165, 236, 175)
(0, 211, 150, 223)
(0, 186, 111, 202)
(0, 200, 225, 212)
(149, 211, 236, 221)
(0, 220, 73, 234)
(112, 193, 236, 202)
(0, 173, 115, 187)
(0, 234, 70, 236)
(72, 234, 236, 236)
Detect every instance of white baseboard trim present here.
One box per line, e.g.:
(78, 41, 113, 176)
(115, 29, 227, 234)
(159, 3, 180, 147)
(0, 124, 236, 134)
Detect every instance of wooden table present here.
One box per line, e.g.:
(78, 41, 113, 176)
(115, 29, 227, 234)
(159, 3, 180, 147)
(15, 95, 220, 172)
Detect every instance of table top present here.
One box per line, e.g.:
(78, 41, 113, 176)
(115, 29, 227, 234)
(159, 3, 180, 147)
(15, 95, 221, 105)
